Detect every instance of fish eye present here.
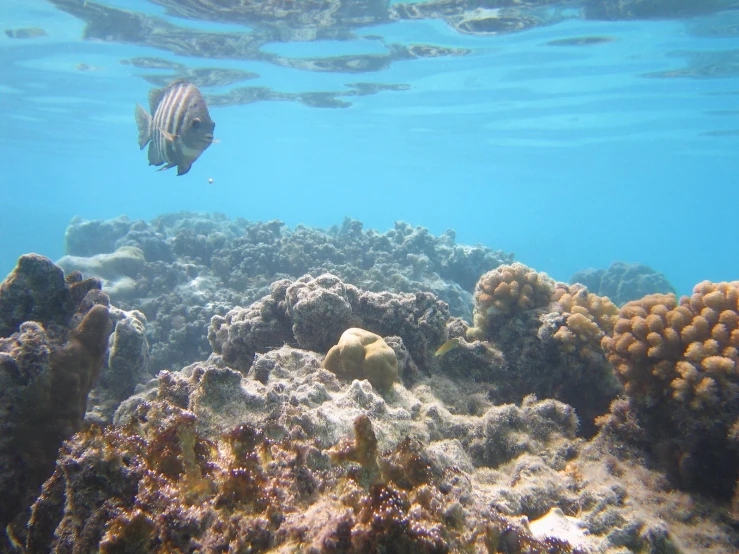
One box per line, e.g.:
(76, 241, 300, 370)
(192, 119, 201, 129)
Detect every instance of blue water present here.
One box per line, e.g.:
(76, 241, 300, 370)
(2, 0, 738, 296)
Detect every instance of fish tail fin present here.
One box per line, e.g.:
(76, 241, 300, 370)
(134, 103, 153, 149)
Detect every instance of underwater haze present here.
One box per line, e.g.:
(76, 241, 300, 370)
(2, 0, 739, 294)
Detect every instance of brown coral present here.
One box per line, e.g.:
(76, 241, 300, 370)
(468, 262, 555, 340)
(600, 281, 739, 497)
(551, 283, 619, 361)
(601, 283, 739, 408)
(461, 272, 621, 437)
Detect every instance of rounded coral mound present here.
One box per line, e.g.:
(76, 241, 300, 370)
(322, 328, 399, 390)
(468, 262, 555, 340)
(600, 280, 739, 497)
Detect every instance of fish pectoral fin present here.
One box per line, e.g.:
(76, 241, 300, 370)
(156, 163, 176, 172)
(160, 128, 178, 142)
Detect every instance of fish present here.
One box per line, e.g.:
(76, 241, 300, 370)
(434, 338, 460, 357)
(135, 80, 215, 176)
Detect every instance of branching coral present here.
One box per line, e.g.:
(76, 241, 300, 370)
(468, 262, 555, 340)
(551, 283, 619, 362)
(601, 282, 739, 409)
(459, 268, 620, 436)
(600, 281, 739, 497)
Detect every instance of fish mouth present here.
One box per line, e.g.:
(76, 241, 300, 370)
(203, 134, 214, 143)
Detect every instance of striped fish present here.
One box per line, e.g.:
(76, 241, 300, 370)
(135, 80, 215, 176)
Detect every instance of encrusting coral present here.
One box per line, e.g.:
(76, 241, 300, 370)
(600, 280, 739, 498)
(322, 328, 400, 390)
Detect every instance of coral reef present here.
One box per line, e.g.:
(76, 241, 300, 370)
(0, 253, 101, 337)
(23, 344, 738, 552)
(64, 215, 135, 258)
(208, 280, 294, 374)
(468, 261, 555, 340)
(457, 265, 622, 436)
(4, 225, 739, 552)
(600, 281, 739, 499)
(286, 273, 355, 352)
(209, 273, 449, 377)
(60, 214, 512, 376)
(323, 328, 399, 390)
(0, 255, 113, 542)
(57, 246, 146, 300)
(570, 261, 676, 306)
(550, 283, 619, 362)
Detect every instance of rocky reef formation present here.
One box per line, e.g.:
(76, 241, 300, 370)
(208, 272, 448, 382)
(0, 255, 113, 544)
(19, 343, 736, 553)
(58, 213, 513, 376)
(570, 262, 676, 306)
(3, 236, 739, 552)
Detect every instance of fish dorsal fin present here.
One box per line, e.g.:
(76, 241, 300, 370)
(148, 86, 167, 116)
(148, 79, 192, 115)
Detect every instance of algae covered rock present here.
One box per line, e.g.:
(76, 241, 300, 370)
(0, 255, 113, 539)
(0, 253, 101, 337)
(323, 328, 399, 389)
(286, 273, 354, 351)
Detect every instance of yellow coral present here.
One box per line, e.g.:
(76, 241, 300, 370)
(719, 310, 738, 328)
(566, 312, 601, 340)
(322, 328, 399, 390)
(676, 361, 698, 381)
(546, 283, 620, 368)
(681, 324, 698, 343)
(602, 281, 739, 410)
(701, 356, 735, 374)
(468, 263, 554, 339)
(692, 376, 719, 408)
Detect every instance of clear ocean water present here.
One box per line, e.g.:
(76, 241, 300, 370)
(2, 0, 738, 296)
